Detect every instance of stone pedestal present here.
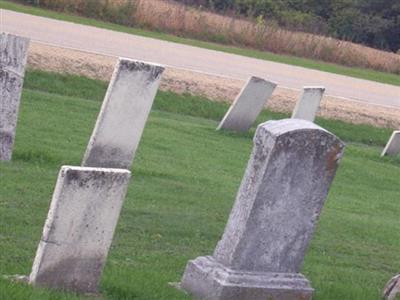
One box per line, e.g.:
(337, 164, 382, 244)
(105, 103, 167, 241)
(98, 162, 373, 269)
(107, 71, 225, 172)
(29, 166, 131, 293)
(292, 86, 325, 122)
(82, 58, 164, 169)
(217, 76, 276, 132)
(0, 33, 30, 161)
(181, 119, 345, 300)
(182, 256, 313, 300)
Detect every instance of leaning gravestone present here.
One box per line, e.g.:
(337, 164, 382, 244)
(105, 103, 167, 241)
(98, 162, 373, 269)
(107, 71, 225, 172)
(181, 119, 345, 300)
(217, 76, 277, 132)
(383, 274, 400, 300)
(291, 86, 325, 122)
(29, 166, 131, 293)
(82, 58, 165, 169)
(381, 131, 400, 157)
(0, 33, 30, 161)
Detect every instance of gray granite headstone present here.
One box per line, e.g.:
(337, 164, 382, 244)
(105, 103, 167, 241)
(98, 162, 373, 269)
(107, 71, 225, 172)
(217, 76, 277, 132)
(181, 119, 345, 300)
(82, 58, 164, 169)
(29, 166, 131, 293)
(291, 86, 325, 122)
(0, 33, 30, 161)
(381, 131, 400, 157)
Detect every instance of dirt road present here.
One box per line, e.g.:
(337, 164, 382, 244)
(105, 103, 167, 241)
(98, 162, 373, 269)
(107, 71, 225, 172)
(1, 9, 399, 109)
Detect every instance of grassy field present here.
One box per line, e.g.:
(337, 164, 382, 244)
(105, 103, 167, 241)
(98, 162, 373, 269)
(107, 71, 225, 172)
(0, 70, 399, 300)
(1, 0, 400, 87)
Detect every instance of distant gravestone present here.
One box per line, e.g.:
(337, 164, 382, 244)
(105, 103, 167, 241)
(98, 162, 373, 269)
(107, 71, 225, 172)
(381, 131, 400, 157)
(181, 119, 345, 300)
(29, 166, 131, 293)
(82, 58, 165, 169)
(217, 76, 277, 132)
(0, 33, 30, 161)
(292, 86, 325, 122)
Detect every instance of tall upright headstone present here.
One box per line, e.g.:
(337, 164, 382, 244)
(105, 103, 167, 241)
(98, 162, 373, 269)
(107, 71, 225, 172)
(0, 33, 30, 161)
(381, 131, 400, 157)
(29, 166, 131, 293)
(217, 76, 277, 132)
(82, 58, 165, 169)
(181, 119, 345, 300)
(292, 86, 325, 122)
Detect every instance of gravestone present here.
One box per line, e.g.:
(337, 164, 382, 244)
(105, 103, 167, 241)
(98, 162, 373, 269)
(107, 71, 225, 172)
(217, 76, 277, 132)
(29, 166, 131, 293)
(291, 86, 325, 122)
(383, 274, 400, 300)
(0, 33, 30, 161)
(181, 119, 345, 300)
(82, 58, 165, 169)
(381, 131, 400, 157)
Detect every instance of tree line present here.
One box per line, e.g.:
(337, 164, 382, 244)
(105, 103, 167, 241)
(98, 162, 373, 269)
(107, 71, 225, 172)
(178, 0, 400, 53)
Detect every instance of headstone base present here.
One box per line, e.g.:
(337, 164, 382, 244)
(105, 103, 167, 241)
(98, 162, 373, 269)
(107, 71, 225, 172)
(181, 256, 313, 300)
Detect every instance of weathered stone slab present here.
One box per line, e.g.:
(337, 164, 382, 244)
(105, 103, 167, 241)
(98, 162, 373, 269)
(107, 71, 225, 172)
(217, 76, 277, 132)
(0, 33, 30, 161)
(381, 131, 400, 157)
(383, 274, 400, 300)
(181, 119, 345, 300)
(29, 166, 131, 293)
(82, 58, 165, 169)
(292, 86, 325, 122)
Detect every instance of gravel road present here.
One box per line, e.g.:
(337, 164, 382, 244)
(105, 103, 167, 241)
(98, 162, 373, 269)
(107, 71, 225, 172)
(26, 42, 400, 129)
(1, 9, 399, 109)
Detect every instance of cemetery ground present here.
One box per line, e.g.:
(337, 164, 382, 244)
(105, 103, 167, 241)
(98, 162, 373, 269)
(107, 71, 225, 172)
(0, 70, 399, 300)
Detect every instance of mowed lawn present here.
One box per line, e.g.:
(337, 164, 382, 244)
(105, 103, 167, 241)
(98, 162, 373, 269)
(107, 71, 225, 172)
(0, 70, 399, 300)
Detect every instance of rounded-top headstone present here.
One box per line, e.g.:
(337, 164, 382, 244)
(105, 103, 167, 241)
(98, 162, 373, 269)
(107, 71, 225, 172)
(181, 119, 345, 300)
(214, 119, 345, 273)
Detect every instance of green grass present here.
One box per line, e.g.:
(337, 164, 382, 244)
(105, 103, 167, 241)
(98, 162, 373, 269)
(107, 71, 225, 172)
(1, 0, 399, 87)
(1, 70, 399, 300)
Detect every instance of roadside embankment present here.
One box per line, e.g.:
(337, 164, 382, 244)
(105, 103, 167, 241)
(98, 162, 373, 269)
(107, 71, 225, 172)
(27, 42, 400, 129)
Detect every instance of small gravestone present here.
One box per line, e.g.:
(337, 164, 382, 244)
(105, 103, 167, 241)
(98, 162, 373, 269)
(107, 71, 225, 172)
(181, 119, 345, 300)
(381, 131, 400, 157)
(217, 76, 277, 132)
(383, 274, 400, 300)
(82, 58, 165, 169)
(0, 33, 30, 161)
(292, 86, 325, 122)
(29, 166, 131, 293)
